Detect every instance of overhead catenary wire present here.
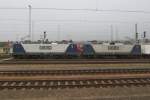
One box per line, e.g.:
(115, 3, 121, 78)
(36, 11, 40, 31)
(0, 7, 150, 14)
(0, 19, 140, 25)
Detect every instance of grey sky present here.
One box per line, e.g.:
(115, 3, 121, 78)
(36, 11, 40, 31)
(0, 0, 150, 41)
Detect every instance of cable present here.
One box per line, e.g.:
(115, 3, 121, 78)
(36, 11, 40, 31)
(0, 7, 150, 14)
(0, 19, 140, 24)
(34, 19, 138, 24)
(0, 8, 26, 9)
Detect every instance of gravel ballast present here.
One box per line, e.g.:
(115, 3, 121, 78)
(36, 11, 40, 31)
(0, 86, 150, 100)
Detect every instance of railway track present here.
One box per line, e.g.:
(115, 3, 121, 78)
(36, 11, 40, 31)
(0, 59, 150, 64)
(0, 68, 150, 76)
(0, 77, 150, 89)
(0, 66, 150, 89)
(10, 58, 143, 61)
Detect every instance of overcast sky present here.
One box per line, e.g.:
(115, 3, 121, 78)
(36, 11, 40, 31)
(0, 0, 150, 41)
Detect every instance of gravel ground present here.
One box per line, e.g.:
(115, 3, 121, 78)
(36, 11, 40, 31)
(0, 86, 150, 100)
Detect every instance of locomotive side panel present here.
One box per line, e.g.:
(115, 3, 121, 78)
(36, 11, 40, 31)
(13, 43, 71, 58)
(22, 43, 70, 53)
(92, 44, 134, 55)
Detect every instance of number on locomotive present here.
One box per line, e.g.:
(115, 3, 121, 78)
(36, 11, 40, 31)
(39, 46, 52, 50)
(108, 46, 119, 50)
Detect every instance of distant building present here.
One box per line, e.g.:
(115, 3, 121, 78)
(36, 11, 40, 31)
(0, 42, 12, 56)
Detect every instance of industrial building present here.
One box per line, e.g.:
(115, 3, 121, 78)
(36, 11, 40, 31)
(0, 42, 11, 57)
